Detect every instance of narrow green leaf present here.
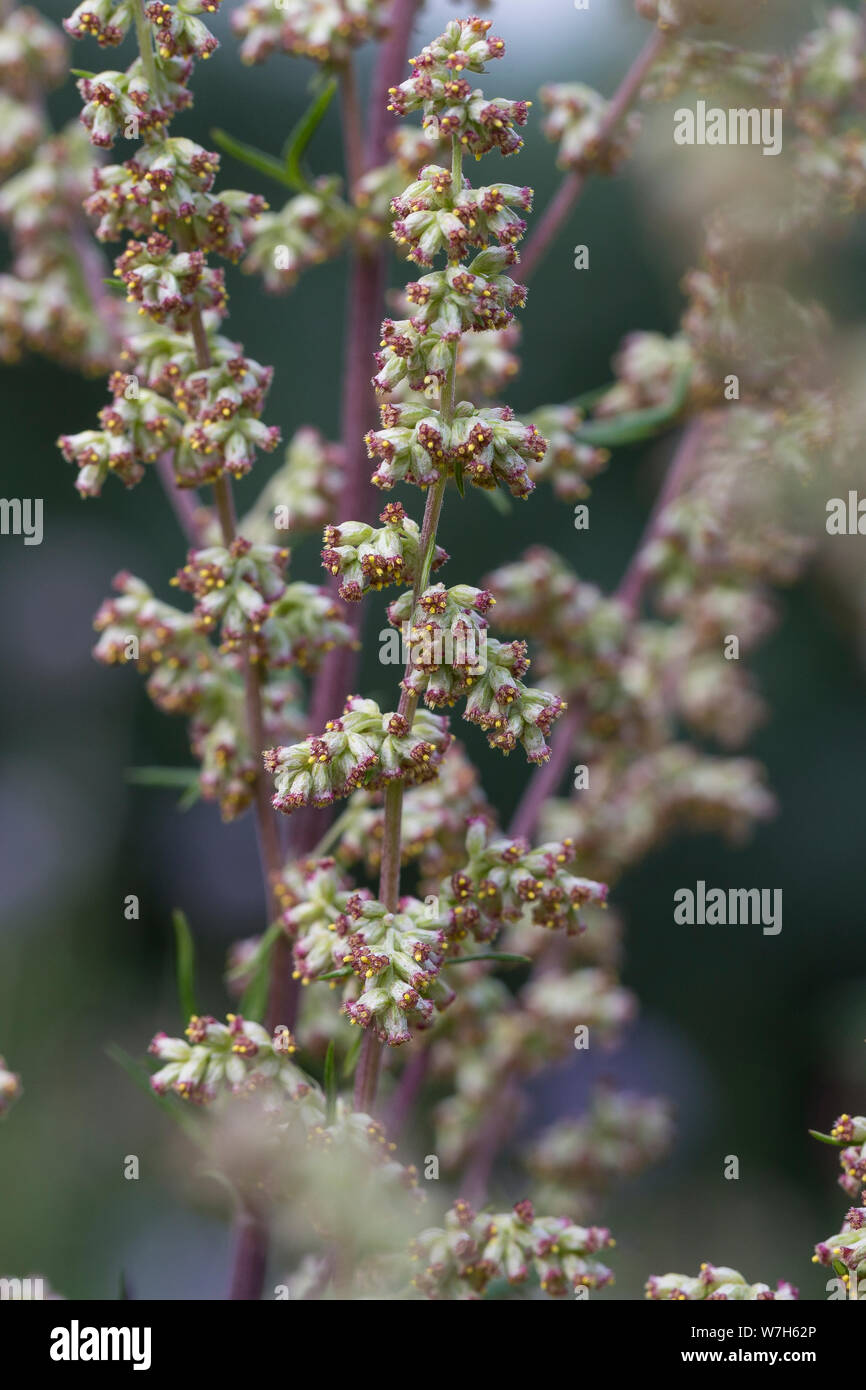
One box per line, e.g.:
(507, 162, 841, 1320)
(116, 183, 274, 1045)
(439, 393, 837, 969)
(172, 909, 198, 1022)
(283, 76, 338, 188)
(832, 1259, 848, 1279)
(125, 766, 199, 789)
(211, 128, 296, 188)
(324, 1041, 337, 1124)
(808, 1128, 844, 1147)
(177, 779, 203, 813)
(444, 951, 532, 967)
(573, 366, 692, 448)
(454, 456, 465, 498)
(71, 69, 96, 79)
(102, 277, 126, 294)
(319, 967, 352, 982)
(342, 1028, 363, 1080)
(106, 1044, 203, 1145)
(238, 921, 285, 1020)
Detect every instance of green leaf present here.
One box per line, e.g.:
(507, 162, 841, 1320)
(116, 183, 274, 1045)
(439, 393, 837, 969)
(106, 1043, 203, 1146)
(102, 277, 126, 294)
(282, 76, 337, 188)
(319, 967, 352, 982)
(172, 909, 198, 1022)
(177, 779, 203, 813)
(324, 1041, 337, 1124)
(237, 921, 284, 1019)
(71, 69, 96, 80)
(832, 1259, 849, 1279)
(211, 128, 296, 188)
(125, 766, 199, 788)
(454, 456, 465, 498)
(342, 1029, 363, 1080)
(573, 366, 692, 448)
(808, 1128, 844, 1147)
(444, 952, 531, 968)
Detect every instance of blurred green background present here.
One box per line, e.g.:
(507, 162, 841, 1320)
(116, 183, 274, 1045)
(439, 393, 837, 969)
(2, 0, 866, 1298)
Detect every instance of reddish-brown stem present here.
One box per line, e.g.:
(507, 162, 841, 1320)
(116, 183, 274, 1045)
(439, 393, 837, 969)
(366, 0, 420, 169)
(353, 1028, 384, 1113)
(339, 58, 365, 194)
(226, 1207, 268, 1300)
(520, 29, 669, 284)
(155, 453, 207, 546)
(383, 1043, 430, 1138)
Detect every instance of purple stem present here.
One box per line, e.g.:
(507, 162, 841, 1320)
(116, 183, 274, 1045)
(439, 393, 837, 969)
(519, 29, 669, 284)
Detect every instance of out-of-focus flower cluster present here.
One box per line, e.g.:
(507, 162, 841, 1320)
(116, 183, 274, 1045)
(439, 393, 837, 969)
(410, 1199, 615, 1299)
(241, 178, 351, 291)
(93, 569, 310, 817)
(238, 427, 344, 541)
(526, 1087, 674, 1219)
(232, 0, 386, 66)
(540, 83, 639, 174)
(0, 6, 115, 370)
(646, 1265, 797, 1300)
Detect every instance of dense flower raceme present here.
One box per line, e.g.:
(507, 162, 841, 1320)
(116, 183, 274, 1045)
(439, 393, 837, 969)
(646, 1266, 798, 1301)
(386, 18, 528, 158)
(366, 399, 546, 497)
(410, 1200, 615, 1299)
(60, 8, 282, 495)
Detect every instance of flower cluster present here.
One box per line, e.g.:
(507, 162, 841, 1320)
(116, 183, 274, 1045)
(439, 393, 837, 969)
(386, 582, 493, 706)
(172, 537, 289, 648)
(390, 166, 532, 267)
(0, 8, 114, 370)
(373, 248, 527, 394)
(231, 0, 386, 66)
(646, 1265, 798, 1301)
(813, 1209, 866, 1286)
(387, 18, 529, 158)
(148, 1013, 311, 1104)
(265, 695, 453, 814)
(526, 1088, 674, 1219)
(238, 427, 344, 541)
(635, 0, 760, 32)
(59, 370, 180, 495)
(366, 400, 546, 497)
(92, 570, 306, 818)
(321, 502, 449, 602)
(336, 742, 494, 886)
(528, 404, 610, 501)
(410, 1199, 615, 1299)
(241, 179, 351, 291)
(435, 819, 607, 943)
(540, 83, 639, 174)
